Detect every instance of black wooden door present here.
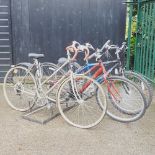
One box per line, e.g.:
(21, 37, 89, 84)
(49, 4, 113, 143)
(11, 0, 126, 64)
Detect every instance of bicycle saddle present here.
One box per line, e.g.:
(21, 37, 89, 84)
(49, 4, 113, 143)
(28, 53, 44, 59)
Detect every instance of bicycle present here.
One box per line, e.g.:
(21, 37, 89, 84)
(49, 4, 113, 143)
(3, 42, 107, 129)
(75, 41, 153, 109)
(69, 40, 147, 122)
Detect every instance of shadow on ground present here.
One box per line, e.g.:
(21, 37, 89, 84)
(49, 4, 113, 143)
(0, 86, 155, 155)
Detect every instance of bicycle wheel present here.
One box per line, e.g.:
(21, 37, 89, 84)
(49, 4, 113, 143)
(3, 66, 36, 111)
(99, 76, 146, 122)
(57, 74, 107, 129)
(124, 70, 153, 108)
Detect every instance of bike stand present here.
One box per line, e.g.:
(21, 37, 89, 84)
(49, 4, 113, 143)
(22, 101, 75, 125)
(22, 104, 61, 125)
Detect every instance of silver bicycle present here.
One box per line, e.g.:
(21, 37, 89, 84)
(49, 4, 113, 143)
(3, 43, 107, 129)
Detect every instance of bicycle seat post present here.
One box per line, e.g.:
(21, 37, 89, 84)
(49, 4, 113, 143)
(33, 58, 39, 66)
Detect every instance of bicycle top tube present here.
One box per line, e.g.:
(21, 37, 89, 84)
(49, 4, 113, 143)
(75, 57, 121, 85)
(76, 58, 120, 74)
(41, 59, 70, 86)
(76, 63, 97, 74)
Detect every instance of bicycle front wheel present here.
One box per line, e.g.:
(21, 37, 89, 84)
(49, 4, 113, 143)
(100, 76, 147, 122)
(57, 74, 107, 129)
(3, 66, 36, 111)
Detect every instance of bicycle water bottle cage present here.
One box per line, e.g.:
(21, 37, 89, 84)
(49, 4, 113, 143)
(28, 53, 44, 59)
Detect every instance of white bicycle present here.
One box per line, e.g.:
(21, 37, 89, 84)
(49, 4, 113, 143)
(3, 42, 107, 129)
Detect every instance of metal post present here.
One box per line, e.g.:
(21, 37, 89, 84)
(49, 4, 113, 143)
(126, 0, 133, 70)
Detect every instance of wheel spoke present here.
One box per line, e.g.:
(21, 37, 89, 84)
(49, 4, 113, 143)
(57, 75, 106, 128)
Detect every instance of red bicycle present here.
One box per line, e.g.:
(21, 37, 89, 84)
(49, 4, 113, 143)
(73, 40, 147, 122)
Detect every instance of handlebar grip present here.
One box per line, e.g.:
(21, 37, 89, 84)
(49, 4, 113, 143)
(66, 46, 78, 61)
(66, 46, 74, 52)
(71, 50, 78, 61)
(83, 48, 90, 61)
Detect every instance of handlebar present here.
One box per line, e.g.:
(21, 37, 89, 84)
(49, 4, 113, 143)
(65, 41, 91, 61)
(87, 41, 127, 61)
(84, 40, 112, 61)
(100, 40, 111, 51)
(84, 48, 90, 61)
(66, 48, 78, 61)
(65, 40, 127, 62)
(103, 42, 127, 59)
(65, 41, 79, 61)
(77, 45, 90, 61)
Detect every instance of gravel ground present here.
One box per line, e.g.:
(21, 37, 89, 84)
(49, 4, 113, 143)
(0, 85, 155, 155)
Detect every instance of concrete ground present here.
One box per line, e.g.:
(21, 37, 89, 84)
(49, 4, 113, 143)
(0, 85, 155, 155)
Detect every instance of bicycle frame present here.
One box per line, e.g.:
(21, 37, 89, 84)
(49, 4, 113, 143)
(75, 41, 126, 84)
(76, 59, 121, 83)
(75, 58, 123, 101)
(17, 56, 87, 104)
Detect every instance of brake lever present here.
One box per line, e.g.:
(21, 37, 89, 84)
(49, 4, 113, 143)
(95, 49, 102, 61)
(104, 48, 112, 59)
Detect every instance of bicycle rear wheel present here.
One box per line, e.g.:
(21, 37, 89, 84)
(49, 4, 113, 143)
(124, 70, 153, 108)
(57, 74, 107, 129)
(3, 66, 36, 111)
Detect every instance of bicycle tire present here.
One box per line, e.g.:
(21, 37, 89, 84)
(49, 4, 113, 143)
(98, 76, 147, 122)
(3, 66, 36, 111)
(57, 74, 107, 129)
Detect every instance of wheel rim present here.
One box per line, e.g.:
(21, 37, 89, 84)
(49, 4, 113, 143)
(124, 71, 152, 107)
(57, 75, 107, 129)
(3, 66, 36, 111)
(101, 77, 146, 122)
